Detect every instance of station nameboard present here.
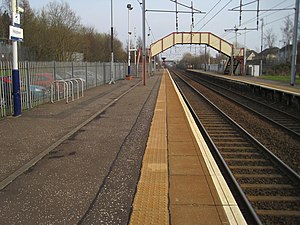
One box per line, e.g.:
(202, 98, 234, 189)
(9, 25, 23, 42)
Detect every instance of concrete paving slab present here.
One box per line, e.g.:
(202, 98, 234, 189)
(169, 156, 204, 175)
(169, 175, 214, 205)
(168, 141, 197, 156)
(170, 205, 228, 225)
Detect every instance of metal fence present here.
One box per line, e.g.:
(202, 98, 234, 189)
(0, 61, 127, 118)
(195, 64, 225, 73)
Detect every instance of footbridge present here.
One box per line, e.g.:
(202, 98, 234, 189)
(150, 32, 244, 74)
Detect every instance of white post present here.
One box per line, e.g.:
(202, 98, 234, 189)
(260, 18, 264, 76)
(134, 27, 137, 76)
(11, 0, 21, 116)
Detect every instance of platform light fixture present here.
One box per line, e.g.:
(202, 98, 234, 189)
(109, 0, 115, 84)
(127, 3, 133, 76)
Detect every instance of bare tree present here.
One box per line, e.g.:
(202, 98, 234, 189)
(40, 1, 82, 61)
(136, 36, 143, 50)
(281, 16, 293, 45)
(1, 0, 127, 62)
(264, 28, 277, 48)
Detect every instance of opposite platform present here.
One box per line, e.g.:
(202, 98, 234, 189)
(188, 69, 300, 96)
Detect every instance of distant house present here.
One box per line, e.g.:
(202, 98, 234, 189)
(66, 52, 84, 62)
(256, 47, 279, 62)
(278, 44, 292, 63)
(246, 50, 257, 61)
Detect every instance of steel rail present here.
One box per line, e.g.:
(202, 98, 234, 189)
(171, 70, 263, 225)
(185, 70, 300, 138)
(171, 70, 300, 224)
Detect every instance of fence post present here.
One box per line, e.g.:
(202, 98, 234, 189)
(115, 63, 117, 80)
(103, 63, 106, 84)
(25, 61, 32, 109)
(95, 62, 98, 86)
(71, 61, 74, 78)
(53, 61, 56, 80)
(85, 62, 88, 89)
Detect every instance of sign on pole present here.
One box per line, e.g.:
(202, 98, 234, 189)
(9, 25, 23, 42)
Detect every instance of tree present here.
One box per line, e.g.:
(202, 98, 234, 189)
(136, 36, 143, 50)
(264, 28, 276, 48)
(1, 0, 127, 62)
(281, 16, 293, 45)
(41, 1, 81, 61)
(0, 9, 10, 42)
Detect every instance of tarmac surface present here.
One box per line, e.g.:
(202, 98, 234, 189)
(0, 74, 161, 224)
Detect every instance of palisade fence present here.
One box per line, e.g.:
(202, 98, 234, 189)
(0, 61, 128, 118)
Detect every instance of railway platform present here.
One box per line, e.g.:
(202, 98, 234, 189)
(130, 70, 246, 225)
(0, 69, 245, 224)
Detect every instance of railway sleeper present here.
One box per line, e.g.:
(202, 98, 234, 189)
(234, 174, 282, 178)
(248, 195, 300, 202)
(219, 146, 256, 151)
(215, 142, 252, 147)
(222, 154, 262, 160)
(226, 160, 271, 167)
(244, 188, 300, 196)
(236, 177, 292, 185)
(256, 207, 300, 215)
(212, 138, 246, 142)
(240, 183, 295, 189)
(224, 158, 266, 162)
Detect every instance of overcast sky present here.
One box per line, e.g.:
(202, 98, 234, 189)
(28, 0, 295, 60)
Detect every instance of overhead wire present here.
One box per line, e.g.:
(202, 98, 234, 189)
(173, 0, 231, 58)
(198, 0, 233, 31)
(194, 0, 222, 27)
(226, 12, 294, 46)
(138, 0, 293, 60)
(239, 1, 293, 27)
(171, 0, 293, 60)
(214, 1, 294, 49)
(135, 0, 156, 41)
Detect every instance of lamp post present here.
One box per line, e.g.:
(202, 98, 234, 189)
(109, 0, 115, 84)
(142, 0, 146, 85)
(134, 27, 137, 74)
(127, 4, 133, 76)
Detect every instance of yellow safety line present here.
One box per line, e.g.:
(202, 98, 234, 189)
(130, 71, 169, 225)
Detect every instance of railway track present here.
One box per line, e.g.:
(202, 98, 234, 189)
(185, 71, 300, 137)
(170, 70, 300, 225)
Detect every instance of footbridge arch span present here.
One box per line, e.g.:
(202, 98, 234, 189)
(150, 32, 244, 74)
(150, 32, 233, 57)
